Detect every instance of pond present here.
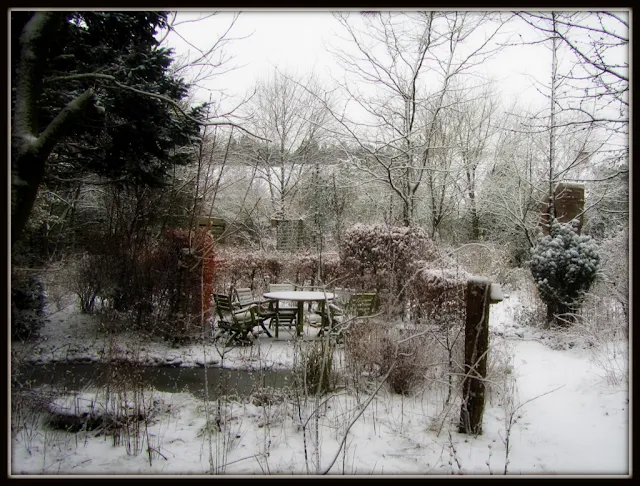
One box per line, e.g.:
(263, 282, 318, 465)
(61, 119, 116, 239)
(16, 362, 294, 401)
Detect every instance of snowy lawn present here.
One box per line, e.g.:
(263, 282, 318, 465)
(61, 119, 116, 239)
(10, 293, 629, 476)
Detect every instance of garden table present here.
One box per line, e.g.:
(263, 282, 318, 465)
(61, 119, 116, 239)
(262, 291, 335, 338)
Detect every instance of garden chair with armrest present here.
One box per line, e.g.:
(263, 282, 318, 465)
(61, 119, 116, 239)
(346, 292, 379, 317)
(233, 287, 273, 337)
(233, 287, 263, 307)
(313, 287, 351, 321)
(320, 291, 379, 339)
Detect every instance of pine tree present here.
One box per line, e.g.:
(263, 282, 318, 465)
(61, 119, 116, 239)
(11, 11, 203, 247)
(530, 219, 600, 326)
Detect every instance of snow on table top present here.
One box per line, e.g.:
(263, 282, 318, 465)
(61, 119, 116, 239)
(263, 291, 335, 301)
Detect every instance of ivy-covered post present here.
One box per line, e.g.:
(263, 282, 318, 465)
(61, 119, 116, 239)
(459, 277, 503, 435)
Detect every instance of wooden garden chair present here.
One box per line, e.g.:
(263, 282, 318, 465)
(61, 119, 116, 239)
(213, 293, 267, 345)
(232, 287, 273, 337)
(267, 283, 298, 313)
(316, 291, 379, 340)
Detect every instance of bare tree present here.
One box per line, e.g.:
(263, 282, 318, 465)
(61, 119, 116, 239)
(240, 70, 332, 220)
(163, 12, 245, 90)
(451, 84, 499, 240)
(418, 93, 465, 239)
(513, 11, 628, 132)
(324, 11, 508, 230)
(480, 11, 617, 257)
(479, 107, 546, 259)
(480, 89, 606, 265)
(161, 12, 260, 128)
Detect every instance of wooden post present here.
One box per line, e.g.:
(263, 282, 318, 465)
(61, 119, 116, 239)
(459, 277, 498, 435)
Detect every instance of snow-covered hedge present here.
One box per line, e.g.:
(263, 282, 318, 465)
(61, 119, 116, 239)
(338, 224, 439, 314)
(215, 225, 472, 324)
(408, 264, 470, 325)
(214, 249, 341, 294)
(338, 224, 437, 283)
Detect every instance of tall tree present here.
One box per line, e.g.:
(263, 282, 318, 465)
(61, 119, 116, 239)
(514, 11, 628, 133)
(10, 11, 249, 248)
(509, 13, 614, 233)
(326, 11, 507, 229)
(478, 106, 546, 263)
(451, 85, 499, 240)
(240, 70, 330, 220)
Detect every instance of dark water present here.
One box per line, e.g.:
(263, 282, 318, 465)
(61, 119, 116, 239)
(16, 362, 294, 400)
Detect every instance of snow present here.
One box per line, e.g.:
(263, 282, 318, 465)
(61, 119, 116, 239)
(490, 283, 504, 303)
(10, 291, 629, 477)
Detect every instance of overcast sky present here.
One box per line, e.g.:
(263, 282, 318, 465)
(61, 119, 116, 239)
(164, 11, 554, 107)
(162, 9, 628, 136)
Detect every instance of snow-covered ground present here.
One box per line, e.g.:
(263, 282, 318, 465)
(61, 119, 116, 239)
(10, 292, 629, 476)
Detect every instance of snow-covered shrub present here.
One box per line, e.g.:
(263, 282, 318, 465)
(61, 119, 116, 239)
(342, 320, 390, 383)
(530, 219, 600, 326)
(380, 335, 431, 395)
(571, 231, 628, 385)
(343, 320, 445, 395)
(214, 251, 278, 292)
(408, 265, 468, 326)
(72, 253, 110, 313)
(339, 224, 437, 313)
(339, 224, 436, 282)
(596, 228, 629, 321)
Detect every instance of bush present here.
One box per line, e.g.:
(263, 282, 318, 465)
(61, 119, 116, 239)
(530, 219, 600, 326)
(75, 228, 216, 342)
(72, 254, 109, 313)
(344, 320, 446, 396)
(339, 224, 437, 314)
(343, 320, 390, 381)
(339, 224, 436, 284)
(299, 340, 334, 395)
(408, 266, 468, 327)
(597, 229, 629, 321)
(161, 228, 216, 319)
(380, 336, 428, 395)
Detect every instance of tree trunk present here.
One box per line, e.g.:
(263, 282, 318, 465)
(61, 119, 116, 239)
(12, 88, 98, 246)
(11, 151, 46, 247)
(402, 198, 413, 227)
(466, 168, 480, 240)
